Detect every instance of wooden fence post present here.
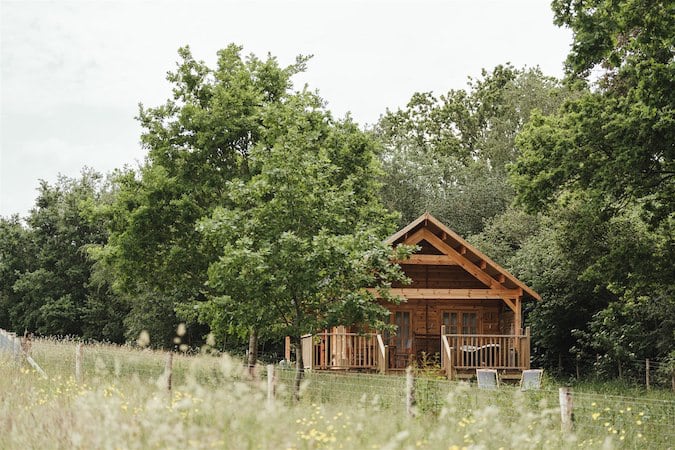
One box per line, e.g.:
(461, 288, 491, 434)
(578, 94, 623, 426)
(559, 387, 574, 433)
(267, 364, 275, 407)
(75, 343, 83, 383)
(645, 359, 650, 390)
(165, 352, 173, 392)
(12, 333, 21, 364)
(406, 366, 416, 418)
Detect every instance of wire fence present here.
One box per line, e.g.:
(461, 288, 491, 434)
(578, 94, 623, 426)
(536, 354, 675, 389)
(270, 368, 675, 446)
(10, 336, 675, 448)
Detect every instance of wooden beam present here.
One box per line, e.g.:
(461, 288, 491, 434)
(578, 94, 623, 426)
(402, 228, 510, 290)
(402, 228, 427, 246)
(396, 255, 458, 265)
(501, 297, 517, 313)
(367, 288, 523, 300)
(420, 230, 500, 288)
(498, 274, 505, 283)
(460, 246, 466, 255)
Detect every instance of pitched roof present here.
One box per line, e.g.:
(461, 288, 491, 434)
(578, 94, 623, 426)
(386, 212, 541, 301)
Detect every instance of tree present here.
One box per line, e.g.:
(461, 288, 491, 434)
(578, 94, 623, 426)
(509, 0, 675, 376)
(377, 66, 570, 235)
(2, 169, 126, 340)
(0, 215, 35, 330)
(514, 0, 674, 226)
(101, 45, 310, 347)
(467, 206, 541, 268)
(199, 90, 411, 394)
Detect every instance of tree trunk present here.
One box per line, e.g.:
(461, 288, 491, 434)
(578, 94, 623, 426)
(247, 328, 258, 377)
(293, 335, 304, 402)
(558, 353, 563, 373)
(617, 360, 622, 379)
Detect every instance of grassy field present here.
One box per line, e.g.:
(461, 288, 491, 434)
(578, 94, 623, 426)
(1, 339, 673, 449)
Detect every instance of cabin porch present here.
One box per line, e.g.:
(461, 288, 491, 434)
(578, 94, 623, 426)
(295, 327, 531, 379)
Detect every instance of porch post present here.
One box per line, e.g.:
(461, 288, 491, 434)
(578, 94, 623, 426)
(524, 326, 531, 369)
(514, 298, 522, 334)
(284, 336, 291, 362)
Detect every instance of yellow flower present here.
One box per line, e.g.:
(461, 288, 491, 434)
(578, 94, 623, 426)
(592, 413, 600, 420)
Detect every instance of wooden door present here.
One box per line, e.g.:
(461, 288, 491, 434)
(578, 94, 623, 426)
(392, 310, 413, 368)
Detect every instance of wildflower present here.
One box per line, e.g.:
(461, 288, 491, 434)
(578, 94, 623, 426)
(592, 413, 600, 420)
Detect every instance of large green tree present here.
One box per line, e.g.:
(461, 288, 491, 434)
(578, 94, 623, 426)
(198, 89, 411, 393)
(509, 0, 674, 376)
(513, 0, 674, 226)
(0, 215, 35, 331)
(1, 169, 126, 340)
(102, 45, 310, 347)
(377, 66, 571, 235)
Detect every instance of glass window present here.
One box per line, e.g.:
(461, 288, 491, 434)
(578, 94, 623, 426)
(462, 312, 478, 334)
(442, 312, 458, 334)
(443, 311, 478, 334)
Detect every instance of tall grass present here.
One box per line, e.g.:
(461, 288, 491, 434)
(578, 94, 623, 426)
(1, 338, 673, 449)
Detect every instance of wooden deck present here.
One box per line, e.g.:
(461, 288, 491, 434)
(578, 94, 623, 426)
(297, 328, 530, 379)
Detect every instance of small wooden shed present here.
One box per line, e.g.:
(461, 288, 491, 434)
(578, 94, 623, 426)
(298, 212, 541, 378)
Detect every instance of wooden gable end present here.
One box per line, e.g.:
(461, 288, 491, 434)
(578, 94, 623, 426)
(387, 212, 541, 302)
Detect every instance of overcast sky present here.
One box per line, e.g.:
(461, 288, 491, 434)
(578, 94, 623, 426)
(1, 0, 572, 218)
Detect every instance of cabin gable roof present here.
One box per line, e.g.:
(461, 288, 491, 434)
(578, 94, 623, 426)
(387, 212, 541, 301)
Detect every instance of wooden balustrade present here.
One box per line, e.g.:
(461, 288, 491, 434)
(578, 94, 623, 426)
(300, 327, 531, 375)
(442, 328, 531, 372)
(302, 331, 380, 370)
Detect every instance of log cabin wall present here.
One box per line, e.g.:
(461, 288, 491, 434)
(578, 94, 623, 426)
(392, 264, 488, 289)
(386, 299, 503, 336)
(499, 307, 515, 334)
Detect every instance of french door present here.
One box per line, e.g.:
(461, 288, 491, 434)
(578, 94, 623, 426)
(442, 311, 479, 334)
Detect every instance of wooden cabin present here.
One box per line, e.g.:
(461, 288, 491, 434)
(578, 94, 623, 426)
(297, 212, 541, 379)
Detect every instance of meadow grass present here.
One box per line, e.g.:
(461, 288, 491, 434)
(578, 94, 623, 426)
(1, 339, 673, 449)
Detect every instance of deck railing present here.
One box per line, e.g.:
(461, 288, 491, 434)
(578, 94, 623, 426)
(301, 331, 382, 370)
(441, 327, 531, 377)
(299, 327, 530, 377)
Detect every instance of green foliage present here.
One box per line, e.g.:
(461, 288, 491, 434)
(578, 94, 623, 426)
(515, 0, 674, 226)
(467, 207, 541, 268)
(378, 65, 570, 235)
(507, 0, 675, 376)
(198, 88, 412, 355)
(0, 215, 35, 330)
(0, 169, 127, 340)
(101, 45, 310, 346)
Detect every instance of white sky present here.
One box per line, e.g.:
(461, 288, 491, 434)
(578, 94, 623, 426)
(0, 0, 572, 218)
